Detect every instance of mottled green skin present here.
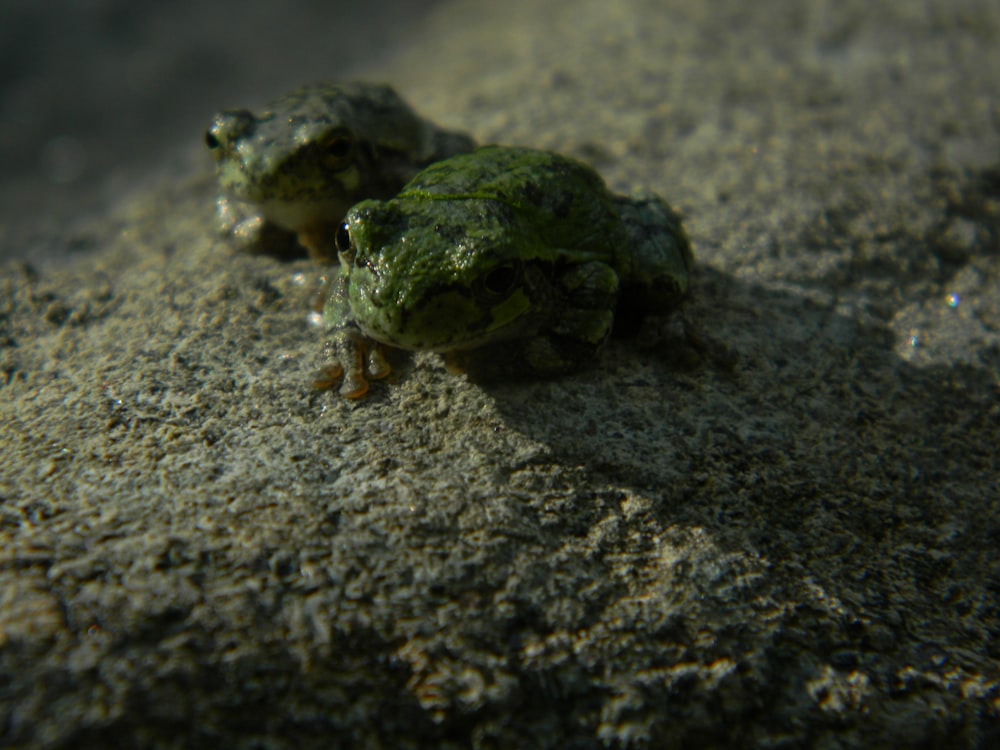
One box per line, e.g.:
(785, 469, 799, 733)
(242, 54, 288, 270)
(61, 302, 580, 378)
(205, 82, 475, 260)
(320, 146, 693, 397)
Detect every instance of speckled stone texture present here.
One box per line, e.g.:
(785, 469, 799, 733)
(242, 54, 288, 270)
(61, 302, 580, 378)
(1, 1, 998, 748)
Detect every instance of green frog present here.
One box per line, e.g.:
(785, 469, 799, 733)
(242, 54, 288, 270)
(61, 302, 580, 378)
(318, 145, 694, 398)
(205, 82, 475, 260)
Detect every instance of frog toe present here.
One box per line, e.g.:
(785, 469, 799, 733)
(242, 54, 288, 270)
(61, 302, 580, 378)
(365, 346, 391, 381)
(339, 370, 370, 399)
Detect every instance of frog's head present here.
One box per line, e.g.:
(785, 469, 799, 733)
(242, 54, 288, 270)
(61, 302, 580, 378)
(205, 105, 363, 228)
(205, 83, 447, 232)
(336, 198, 550, 352)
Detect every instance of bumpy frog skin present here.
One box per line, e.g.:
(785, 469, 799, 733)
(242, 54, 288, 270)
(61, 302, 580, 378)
(205, 82, 475, 260)
(318, 146, 693, 398)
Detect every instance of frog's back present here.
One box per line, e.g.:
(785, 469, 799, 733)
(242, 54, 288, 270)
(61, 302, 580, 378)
(402, 146, 599, 200)
(263, 82, 429, 156)
(401, 146, 627, 264)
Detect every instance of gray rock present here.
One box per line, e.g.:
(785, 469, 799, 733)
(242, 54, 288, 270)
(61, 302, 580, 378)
(1, 0, 998, 748)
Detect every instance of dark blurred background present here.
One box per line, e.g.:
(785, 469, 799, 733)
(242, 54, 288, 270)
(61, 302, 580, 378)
(0, 0, 444, 265)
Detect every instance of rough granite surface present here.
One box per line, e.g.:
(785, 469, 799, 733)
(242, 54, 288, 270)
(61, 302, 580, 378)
(2, 0, 999, 748)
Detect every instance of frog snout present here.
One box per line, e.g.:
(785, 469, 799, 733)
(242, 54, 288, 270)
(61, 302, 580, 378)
(206, 109, 256, 155)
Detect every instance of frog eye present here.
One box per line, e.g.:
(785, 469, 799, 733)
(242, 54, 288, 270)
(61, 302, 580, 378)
(335, 222, 353, 257)
(322, 131, 355, 169)
(476, 262, 522, 299)
(205, 131, 221, 150)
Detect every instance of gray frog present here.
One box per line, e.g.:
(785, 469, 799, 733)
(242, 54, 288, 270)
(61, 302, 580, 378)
(319, 145, 694, 398)
(205, 82, 475, 261)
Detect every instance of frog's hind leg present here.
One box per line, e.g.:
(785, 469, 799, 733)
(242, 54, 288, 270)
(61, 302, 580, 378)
(614, 191, 693, 311)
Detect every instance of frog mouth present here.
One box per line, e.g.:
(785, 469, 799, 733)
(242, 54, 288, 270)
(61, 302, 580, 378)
(356, 283, 535, 352)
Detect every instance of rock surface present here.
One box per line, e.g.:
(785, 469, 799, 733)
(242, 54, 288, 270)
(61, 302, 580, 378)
(2, 0, 998, 748)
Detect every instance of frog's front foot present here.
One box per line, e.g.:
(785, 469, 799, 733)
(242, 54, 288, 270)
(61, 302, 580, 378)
(216, 196, 300, 257)
(314, 328, 391, 398)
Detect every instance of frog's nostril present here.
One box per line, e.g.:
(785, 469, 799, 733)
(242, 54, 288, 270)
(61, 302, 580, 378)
(208, 109, 255, 146)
